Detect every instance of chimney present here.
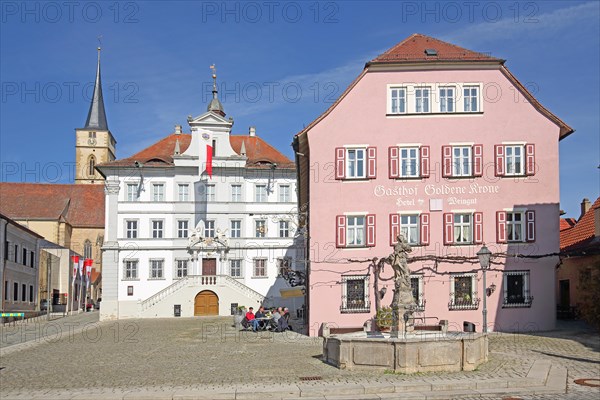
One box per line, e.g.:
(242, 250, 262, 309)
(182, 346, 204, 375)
(174, 124, 182, 135)
(580, 198, 591, 220)
(249, 126, 256, 136)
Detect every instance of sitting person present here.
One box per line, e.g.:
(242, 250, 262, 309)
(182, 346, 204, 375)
(282, 307, 293, 331)
(245, 307, 259, 332)
(254, 306, 266, 330)
(276, 307, 292, 332)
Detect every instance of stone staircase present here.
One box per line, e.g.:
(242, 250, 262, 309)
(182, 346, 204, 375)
(139, 275, 265, 317)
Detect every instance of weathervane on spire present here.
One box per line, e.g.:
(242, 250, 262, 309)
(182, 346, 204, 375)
(97, 35, 103, 60)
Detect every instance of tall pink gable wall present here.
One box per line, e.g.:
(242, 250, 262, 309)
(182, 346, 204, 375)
(305, 67, 561, 336)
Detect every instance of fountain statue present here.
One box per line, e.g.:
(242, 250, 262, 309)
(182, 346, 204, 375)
(384, 235, 417, 337)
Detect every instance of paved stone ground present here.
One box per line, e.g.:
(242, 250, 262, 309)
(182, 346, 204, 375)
(0, 316, 598, 399)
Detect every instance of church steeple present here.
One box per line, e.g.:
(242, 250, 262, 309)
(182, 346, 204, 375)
(207, 64, 225, 117)
(84, 46, 108, 130)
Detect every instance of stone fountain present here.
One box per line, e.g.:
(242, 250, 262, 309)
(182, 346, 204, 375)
(322, 236, 488, 373)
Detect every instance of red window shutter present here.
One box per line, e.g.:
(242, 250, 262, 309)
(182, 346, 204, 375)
(335, 148, 345, 180)
(367, 147, 377, 179)
(496, 211, 507, 243)
(389, 213, 400, 246)
(420, 213, 430, 246)
(442, 146, 452, 178)
(388, 146, 399, 179)
(366, 214, 376, 247)
(473, 144, 483, 177)
(473, 212, 483, 244)
(525, 144, 536, 176)
(336, 215, 346, 247)
(494, 145, 505, 176)
(420, 146, 430, 178)
(526, 210, 536, 242)
(443, 213, 454, 244)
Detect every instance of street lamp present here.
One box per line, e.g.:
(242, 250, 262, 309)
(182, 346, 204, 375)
(477, 244, 492, 333)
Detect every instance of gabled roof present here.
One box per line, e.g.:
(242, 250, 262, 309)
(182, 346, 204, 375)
(369, 33, 503, 64)
(97, 133, 294, 169)
(0, 183, 105, 228)
(0, 212, 44, 239)
(295, 33, 573, 140)
(561, 197, 600, 251)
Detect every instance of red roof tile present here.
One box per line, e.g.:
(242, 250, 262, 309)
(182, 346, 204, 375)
(98, 133, 293, 169)
(369, 33, 503, 64)
(560, 218, 577, 232)
(0, 183, 105, 228)
(560, 197, 600, 250)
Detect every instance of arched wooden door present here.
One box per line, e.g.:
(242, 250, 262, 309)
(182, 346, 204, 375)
(194, 290, 219, 316)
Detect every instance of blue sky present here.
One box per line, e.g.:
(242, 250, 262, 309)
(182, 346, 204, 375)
(1, 0, 598, 218)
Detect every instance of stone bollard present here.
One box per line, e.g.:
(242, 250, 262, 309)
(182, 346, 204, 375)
(439, 319, 448, 334)
(364, 319, 373, 332)
(321, 322, 330, 337)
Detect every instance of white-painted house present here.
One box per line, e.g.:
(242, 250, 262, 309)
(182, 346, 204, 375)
(97, 78, 304, 320)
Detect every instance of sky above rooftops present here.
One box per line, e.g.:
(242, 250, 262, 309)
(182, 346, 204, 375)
(0, 0, 598, 218)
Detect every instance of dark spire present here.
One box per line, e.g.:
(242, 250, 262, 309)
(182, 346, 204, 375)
(84, 46, 108, 130)
(207, 64, 225, 117)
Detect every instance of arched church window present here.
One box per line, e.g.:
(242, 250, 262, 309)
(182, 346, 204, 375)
(83, 240, 92, 259)
(88, 156, 96, 176)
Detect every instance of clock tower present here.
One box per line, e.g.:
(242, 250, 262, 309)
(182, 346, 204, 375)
(75, 46, 116, 184)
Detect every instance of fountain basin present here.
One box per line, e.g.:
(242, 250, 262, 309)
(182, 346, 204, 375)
(323, 331, 488, 373)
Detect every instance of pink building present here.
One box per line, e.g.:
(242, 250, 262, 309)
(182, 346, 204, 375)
(294, 34, 574, 336)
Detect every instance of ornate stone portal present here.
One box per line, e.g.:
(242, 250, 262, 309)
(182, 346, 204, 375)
(187, 222, 229, 274)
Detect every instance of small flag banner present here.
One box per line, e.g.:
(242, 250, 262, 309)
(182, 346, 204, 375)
(71, 255, 79, 278)
(1, 313, 24, 317)
(206, 144, 213, 178)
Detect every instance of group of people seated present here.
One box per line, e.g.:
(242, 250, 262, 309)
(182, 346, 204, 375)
(241, 306, 292, 332)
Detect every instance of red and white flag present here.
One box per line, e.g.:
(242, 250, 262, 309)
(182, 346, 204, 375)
(85, 259, 93, 288)
(71, 255, 79, 279)
(200, 131, 213, 179)
(78, 259, 84, 278)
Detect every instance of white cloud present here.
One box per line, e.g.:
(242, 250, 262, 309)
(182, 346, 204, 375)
(443, 1, 599, 46)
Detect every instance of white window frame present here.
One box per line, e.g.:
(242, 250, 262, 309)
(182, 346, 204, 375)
(175, 259, 188, 279)
(279, 220, 290, 238)
(452, 146, 472, 177)
(125, 220, 138, 239)
(206, 184, 216, 202)
(178, 184, 190, 202)
(151, 220, 164, 239)
(400, 214, 419, 245)
(503, 270, 532, 308)
(346, 148, 366, 179)
(152, 183, 165, 202)
(230, 220, 241, 238)
(123, 259, 138, 280)
(340, 275, 370, 313)
(253, 258, 267, 278)
(229, 259, 242, 278)
(177, 220, 189, 239)
(399, 147, 420, 178)
(231, 184, 242, 202)
(463, 86, 479, 112)
(346, 215, 365, 247)
(454, 213, 473, 244)
(255, 220, 267, 238)
(279, 185, 290, 203)
(505, 145, 524, 176)
(389, 86, 407, 114)
(415, 87, 431, 113)
(449, 273, 478, 310)
(126, 183, 138, 202)
(255, 185, 268, 202)
(506, 211, 525, 242)
(439, 86, 455, 112)
(149, 259, 164, 280)
(205, 220, 216, 238)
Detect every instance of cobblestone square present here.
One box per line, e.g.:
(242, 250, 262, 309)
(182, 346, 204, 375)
(1, 313, 598, 399)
